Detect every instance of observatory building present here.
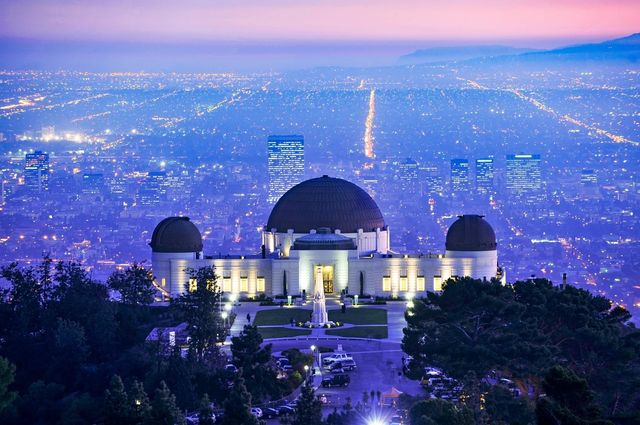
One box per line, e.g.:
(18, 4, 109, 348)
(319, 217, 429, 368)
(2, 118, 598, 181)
(150, 176, 501, 299)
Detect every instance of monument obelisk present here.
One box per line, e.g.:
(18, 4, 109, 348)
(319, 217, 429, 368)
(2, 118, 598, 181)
(311, 266, 328, 326)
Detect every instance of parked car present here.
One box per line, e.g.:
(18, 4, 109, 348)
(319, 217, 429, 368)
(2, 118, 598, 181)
(322, 374, 350, 387)
(322, 352, 353, 365)
(389, 415, 404, 425)
(224, 364, 238, 373)
(262, 408, 279, 418)
(250, 407, 263, 418)
(185, 412, 216, 424)
(278, 405, 296, 416)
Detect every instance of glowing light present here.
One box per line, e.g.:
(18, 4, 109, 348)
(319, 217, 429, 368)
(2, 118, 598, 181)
(363, 89, 376, 158)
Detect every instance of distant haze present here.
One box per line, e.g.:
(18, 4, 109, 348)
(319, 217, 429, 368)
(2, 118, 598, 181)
(0, 0, 638, 71)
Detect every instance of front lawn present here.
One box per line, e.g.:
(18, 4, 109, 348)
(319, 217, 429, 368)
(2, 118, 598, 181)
(327, 307, 387, 325)
(254, 308, 311, 326)
(258, 327, 312, 339)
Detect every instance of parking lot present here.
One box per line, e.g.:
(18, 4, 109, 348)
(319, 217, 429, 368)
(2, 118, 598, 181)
(264, 338, 423, 423)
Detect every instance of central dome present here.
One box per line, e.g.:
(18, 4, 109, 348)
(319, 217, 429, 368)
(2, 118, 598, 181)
(266, 176, 386, 233)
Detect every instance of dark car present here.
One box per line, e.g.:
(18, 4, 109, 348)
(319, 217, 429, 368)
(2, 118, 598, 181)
(278, 405, 295, 416)
(322, 374, 350, 387)
(262, 407, 279, 418)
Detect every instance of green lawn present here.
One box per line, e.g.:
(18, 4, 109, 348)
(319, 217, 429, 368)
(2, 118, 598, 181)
(328, 307, 387, 325)
(258, 327, 312, 339)
(325, 326, 388, 339)
(254, 308, 311, 326)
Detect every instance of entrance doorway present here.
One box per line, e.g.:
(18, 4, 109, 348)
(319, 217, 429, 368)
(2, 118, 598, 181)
(315, 265, 334, 294)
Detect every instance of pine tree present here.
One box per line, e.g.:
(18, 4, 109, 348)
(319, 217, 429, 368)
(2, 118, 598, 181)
(219, 376, 261, 425)
(129, 380, 151, 424)
(198, 393, 215, 425)
(104, 375, 131, 425)
(289, 384, 323, 425)
(0, 356, 16, 415)
(146, 381, 185, 425)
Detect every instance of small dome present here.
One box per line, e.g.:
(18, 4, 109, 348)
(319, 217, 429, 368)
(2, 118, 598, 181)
(150, 217, 203, 253)
(266, 176, 385, 233)
(292, 228, 356, 250)
(446, 215, 497, 251)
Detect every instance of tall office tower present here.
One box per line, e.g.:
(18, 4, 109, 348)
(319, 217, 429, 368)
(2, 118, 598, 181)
(476, 158, 495, 194)
(580, 169, 597, 186)
(139, 171, 167, 205)
(421, 166, 443, 196)
(82, 173, 105, 195)
(24, 150, 50, 192)
(506, 154, 542, 202)
(398, 158, 419, 193)
(450, 159, 470, 193)
(267, 135, 304, 204)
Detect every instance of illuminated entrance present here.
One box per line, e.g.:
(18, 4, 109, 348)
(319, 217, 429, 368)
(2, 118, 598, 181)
(315, 265, 334, 294)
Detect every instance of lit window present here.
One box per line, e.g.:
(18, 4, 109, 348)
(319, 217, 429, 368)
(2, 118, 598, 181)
(161, 277, 166, 287)
(399, 277, 408, 291)
(257, 277, 265, 292)
(223, 277, 231, 292)
(417, 276, 425, 291)
(189, 278, 197, 292)
(383, 276, 391, 292)
(240, 277, 248, 292)
(434, 275, 443, 292)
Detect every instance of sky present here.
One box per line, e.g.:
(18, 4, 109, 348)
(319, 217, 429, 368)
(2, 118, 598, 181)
(1, 0, 638, 44)
(0, 0, 638, 71)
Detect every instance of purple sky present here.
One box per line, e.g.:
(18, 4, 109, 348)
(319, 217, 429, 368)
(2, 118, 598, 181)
(1, 0, 638, 46)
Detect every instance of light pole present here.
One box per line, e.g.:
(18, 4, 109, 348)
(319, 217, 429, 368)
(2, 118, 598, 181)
(310, 344, 318, 373)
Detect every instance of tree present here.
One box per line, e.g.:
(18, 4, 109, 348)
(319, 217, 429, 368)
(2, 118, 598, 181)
(146, 381, 185, 425)
(107, 263, 155, 306)
(104, 375, 131, 425)
(171, 267, 225, 362)
(129, 380, 152, 424)
(219, 376, 261, 425)
(0, 356, 16, 415)
(536, 366, 613, 425)
(484, 386, 534, 425)
(287, 384, 323, 425)
(198, 393, 215, 425)
(409, 399, 474, 425)
(231, 324, 283, 401)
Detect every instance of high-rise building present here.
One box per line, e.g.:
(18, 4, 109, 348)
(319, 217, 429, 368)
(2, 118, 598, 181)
(24, 150, 50, 192)
(476, 158, 494, 194)
(139, 171, 167, 205)
(580, 169, 597, 186)
(398, 158, 419, 192)
(450, 159, 469, 193)
(506, 154, 542, 202)
(267, 135, 304, 204)
(82, 173, 104, 195)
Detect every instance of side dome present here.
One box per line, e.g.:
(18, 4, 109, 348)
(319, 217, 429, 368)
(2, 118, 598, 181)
(266, 175, 386, 233)
(446, 215, 497, 251)
(150, 217, 203, 253)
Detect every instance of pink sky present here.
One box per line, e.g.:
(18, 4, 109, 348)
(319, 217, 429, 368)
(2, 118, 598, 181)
(1, 0, 638, 45)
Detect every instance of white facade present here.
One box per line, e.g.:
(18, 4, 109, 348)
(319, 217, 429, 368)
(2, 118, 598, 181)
(152, 232, 499, 299)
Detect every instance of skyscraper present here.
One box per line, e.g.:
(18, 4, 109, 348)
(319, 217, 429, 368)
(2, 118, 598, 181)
(450, 159, 469, 193)
(267, 135, 304, 204)
(139, 171, 167, 205)
(506, 154, 542, 202)
(476, 158, 494, 194)
(580, 169, 597, 186)
(24, 150, 50, 192)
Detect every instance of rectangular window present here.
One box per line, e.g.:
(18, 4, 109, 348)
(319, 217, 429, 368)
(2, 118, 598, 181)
(416, 276, 425, 291)
(161, 277, 166, 287)
(189, 278, 197, 292)
(382, 276, 391, 292)
(257, 277, 265, 292)
(434, 275, 443, 292)
(399, 277, 408, 292)
(223, 277, 231, 292)
(240, 277, 248, 292)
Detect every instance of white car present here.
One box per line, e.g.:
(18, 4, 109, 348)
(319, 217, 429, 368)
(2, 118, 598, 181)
(251, 407, 263, 418)
(185, 412, 216, 424)
(322, 352, 353, 365)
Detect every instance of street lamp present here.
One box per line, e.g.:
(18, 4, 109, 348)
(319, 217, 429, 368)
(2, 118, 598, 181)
(304, 364, 310, 383)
